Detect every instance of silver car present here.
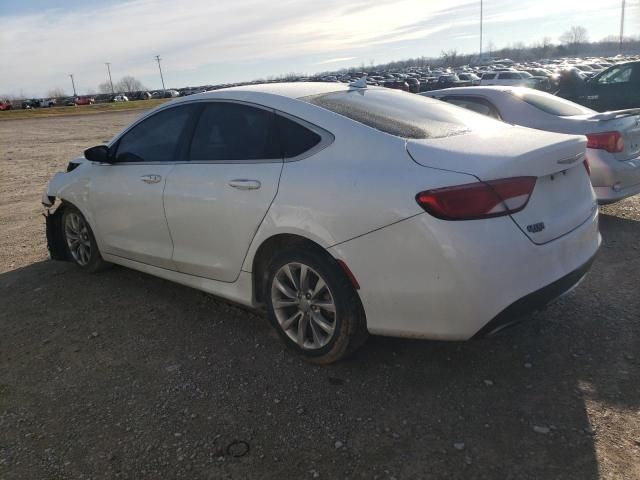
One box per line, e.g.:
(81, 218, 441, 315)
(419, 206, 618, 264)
(422, 86, 640, 203)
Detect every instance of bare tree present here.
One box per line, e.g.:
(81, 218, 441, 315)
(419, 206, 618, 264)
(559, 26, 589, 45)
(98, 81, 113, 94)
(487, 40, 496, 56)
(440, 49, 459, 67)
(47, 87, 66, 98)
(114, 76, 147, 93)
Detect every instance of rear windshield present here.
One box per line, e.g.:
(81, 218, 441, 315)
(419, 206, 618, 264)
(301, 89, 479, 139)
(511, 89, 594, 116)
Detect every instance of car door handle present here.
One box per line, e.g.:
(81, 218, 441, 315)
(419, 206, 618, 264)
(140, 174, 162, 184)
(228, 179, 261, 190)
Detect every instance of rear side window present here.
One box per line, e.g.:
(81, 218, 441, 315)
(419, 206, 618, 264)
(498, 72, 519, 80)
(276, 115, 321, 158)
(302, 89, 479, 139)
(511, 89, 594, 116)
(115, 105, 194, 162)
(443, 96, 501, 120)
(189, 103, 280, 160)
(482, 73, 496, 80)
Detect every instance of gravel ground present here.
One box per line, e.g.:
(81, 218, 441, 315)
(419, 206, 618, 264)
(1, 112, 639, 479)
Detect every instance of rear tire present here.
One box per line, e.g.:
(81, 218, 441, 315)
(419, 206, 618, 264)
(61, 205, 110, 273)
(265, 247, 367, 364)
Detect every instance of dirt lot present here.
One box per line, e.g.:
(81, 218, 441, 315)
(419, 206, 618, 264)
(1, 112, 639, 479)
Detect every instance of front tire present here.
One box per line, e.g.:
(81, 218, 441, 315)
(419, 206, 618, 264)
(265, 247, 367, 364)
(62, 206, 109, 272)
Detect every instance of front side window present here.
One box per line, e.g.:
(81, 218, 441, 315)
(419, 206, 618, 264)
(596, 65, 633, 85)
(189, 103, 280, 161)
(115, 105, 194, 162)
(302, 89, 496, 139)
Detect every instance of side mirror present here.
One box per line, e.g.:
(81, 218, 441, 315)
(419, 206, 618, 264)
(84, 145, 112, 163)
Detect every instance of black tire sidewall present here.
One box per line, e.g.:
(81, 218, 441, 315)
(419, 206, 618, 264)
(265, 248, 360, 361)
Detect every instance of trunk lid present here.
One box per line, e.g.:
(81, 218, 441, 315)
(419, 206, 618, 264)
(407, 126, 597, 244)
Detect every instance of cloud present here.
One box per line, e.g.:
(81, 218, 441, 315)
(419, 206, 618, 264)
(315, 57, 358, 65)
(0, 0, 629, 96)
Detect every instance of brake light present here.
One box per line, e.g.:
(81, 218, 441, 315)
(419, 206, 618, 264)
(586, 131, 624, 153)
(416, 177, 537, 221)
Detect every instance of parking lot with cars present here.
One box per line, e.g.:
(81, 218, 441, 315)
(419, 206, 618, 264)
(1, 98, 639, 479)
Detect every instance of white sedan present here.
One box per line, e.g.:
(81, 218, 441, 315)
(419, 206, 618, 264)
(42, 83, 600, 363)
(422, 86, 640, 203)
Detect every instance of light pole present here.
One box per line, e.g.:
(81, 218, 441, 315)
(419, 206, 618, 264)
(105, 62, 115, 94)
(619, 0, 626, 54)
(155, 55, 166, 90)
(480, 0, 483, 58)
(69, 74, 77, 97)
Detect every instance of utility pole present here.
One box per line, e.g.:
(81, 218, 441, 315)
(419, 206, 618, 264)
(480, 0, 483, 58)
(105, 62, 115, 94)
(155, 55, 166, 90)
(69, 74, 77, 97)
(619, 0, 626, 54)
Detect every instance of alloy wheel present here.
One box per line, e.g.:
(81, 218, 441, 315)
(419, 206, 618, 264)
(64, 212, 92, 266)
(271, 262, 337, 350)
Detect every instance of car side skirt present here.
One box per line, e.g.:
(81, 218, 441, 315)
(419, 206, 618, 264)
(101, 253, 255, 308)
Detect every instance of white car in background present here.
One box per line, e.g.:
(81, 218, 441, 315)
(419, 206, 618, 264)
(112, 95, 129, 102)
(421, 86, 640, 203)
(480, 71, 531, 86)
(42, 83, 600, 363)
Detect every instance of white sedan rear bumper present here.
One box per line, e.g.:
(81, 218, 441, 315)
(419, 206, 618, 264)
(329, 209, 600, 340)
(589, 152, 640, 203)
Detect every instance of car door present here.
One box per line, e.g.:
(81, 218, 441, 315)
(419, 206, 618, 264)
(88, 103, 197, 269)
(162, 101, 284, 281)
(589, 64, 636, 110)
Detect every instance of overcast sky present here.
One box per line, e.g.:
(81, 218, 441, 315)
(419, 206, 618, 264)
(0, 0, 637, 97)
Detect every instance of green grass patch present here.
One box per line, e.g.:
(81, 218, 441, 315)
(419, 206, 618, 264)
(0, 99, 171, 120)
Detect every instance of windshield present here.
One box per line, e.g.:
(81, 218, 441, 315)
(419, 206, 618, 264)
(301, 88, 492, 139)
(510, 88, 594, 116)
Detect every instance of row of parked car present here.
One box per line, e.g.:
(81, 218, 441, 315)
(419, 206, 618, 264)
(0, 89, 187, 111)
(306, 55, 639, 112)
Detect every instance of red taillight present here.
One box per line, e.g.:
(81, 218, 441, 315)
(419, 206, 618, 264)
(586, 131, 624, 153)
(583, 158, 591, 176)
(416, 177, 537, 221)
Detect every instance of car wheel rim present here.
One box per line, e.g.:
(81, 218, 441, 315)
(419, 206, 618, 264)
(271, 263, 337, 350)
(64, 212, 92, 266)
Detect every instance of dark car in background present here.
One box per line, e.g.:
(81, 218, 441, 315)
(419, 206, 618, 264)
(435, 74, 469, 89)
(383, 79, 409, 91)
(405, 77, 420, 93)
(577, 61, 640, 111)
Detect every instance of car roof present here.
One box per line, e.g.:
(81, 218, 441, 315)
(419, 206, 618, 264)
(421, 86, 518, 97)
(185, 82, 353, 101)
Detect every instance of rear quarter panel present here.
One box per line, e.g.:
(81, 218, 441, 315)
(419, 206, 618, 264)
(242, 101, 479, 271)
